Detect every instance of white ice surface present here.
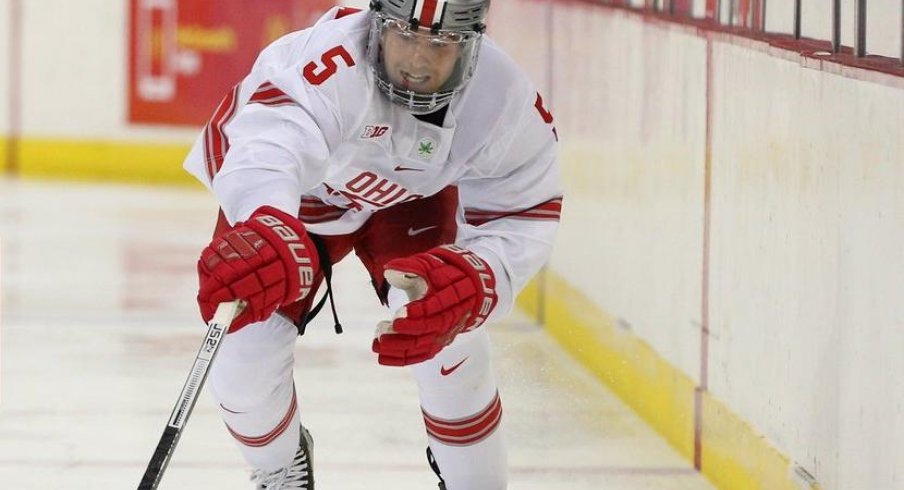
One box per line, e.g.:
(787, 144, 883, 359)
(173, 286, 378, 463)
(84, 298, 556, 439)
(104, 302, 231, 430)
(0, 179, 715, 489)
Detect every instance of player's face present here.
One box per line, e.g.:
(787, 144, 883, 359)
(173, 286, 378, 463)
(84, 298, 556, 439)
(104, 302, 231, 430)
(381, 20, 463, 94)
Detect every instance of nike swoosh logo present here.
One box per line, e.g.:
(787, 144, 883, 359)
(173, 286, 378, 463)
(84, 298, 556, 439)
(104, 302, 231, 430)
(394, 165, 424, 172)
(408, 225, 437, 236)
(440, 358, 468, 376)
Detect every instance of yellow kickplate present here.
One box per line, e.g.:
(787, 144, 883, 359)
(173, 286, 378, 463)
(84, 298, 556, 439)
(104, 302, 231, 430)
(15, 138, 196, 186)
(517, 271, 816, 490)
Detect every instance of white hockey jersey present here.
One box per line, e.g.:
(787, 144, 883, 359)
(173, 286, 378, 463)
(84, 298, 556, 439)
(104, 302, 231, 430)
(184, 7, 563, 321)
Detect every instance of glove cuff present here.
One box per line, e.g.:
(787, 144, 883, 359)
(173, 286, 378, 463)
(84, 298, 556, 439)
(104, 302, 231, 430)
(245, 206, 320, 304)
(428, 245, 498, 330)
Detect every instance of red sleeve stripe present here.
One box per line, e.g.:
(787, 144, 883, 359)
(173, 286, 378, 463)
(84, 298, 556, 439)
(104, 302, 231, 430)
(299, 197, 349, 223)
(203, 83, 242, 181)
(300, 210, 349, 224)
(464, 197, 563, 226)
(226, 389, 297, 448)
(203, 82, 297, 180)
(248, 82, 296, 107)
(301, 196, 334, 207)
(334, 6, 362, 19)
(422, 392, 502, 446)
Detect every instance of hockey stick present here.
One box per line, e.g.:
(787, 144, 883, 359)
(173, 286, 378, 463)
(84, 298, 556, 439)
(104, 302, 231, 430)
(137, 300, 243, 490)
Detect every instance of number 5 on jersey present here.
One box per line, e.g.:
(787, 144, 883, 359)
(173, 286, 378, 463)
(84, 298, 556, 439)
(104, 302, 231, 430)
(535, 92, 558, 142)
(303, 45, 356, 85)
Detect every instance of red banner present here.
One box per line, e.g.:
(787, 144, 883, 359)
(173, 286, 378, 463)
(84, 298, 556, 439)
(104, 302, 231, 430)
(128, 0, 334, 126)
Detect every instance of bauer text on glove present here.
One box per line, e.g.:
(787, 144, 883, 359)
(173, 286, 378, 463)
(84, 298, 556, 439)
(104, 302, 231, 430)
(197, 206, 319, 332)
(372, 245, 497, 366)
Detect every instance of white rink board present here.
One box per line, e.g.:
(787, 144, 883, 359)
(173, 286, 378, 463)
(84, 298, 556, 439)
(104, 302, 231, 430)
(2, 0, 213, 142)
(709, 41, 904, 490)
(19, 0, 135, 138)
(514, 4, 904, 490)
(0, 0, 11, 134)
(510, 4, 711, 386)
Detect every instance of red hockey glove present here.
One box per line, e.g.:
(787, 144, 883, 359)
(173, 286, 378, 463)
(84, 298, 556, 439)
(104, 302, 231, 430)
(197, 206, 319, 333)
(372, 245, 498, 366)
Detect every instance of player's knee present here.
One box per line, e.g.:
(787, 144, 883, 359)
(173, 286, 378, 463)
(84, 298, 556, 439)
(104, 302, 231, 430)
(210, 376, 284, 413)
(208, 315, 297, 405)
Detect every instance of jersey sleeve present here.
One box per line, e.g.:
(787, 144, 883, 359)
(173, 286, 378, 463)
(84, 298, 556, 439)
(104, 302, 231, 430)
(182, 11, 358, 224)
(183, 28, 310, 188)
(208, 76, 339, 224)
(456, 91, 563, 322)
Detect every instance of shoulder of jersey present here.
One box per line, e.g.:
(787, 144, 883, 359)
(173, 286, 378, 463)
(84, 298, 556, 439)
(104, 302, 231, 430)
(304, 6, 371, 62)
(451, 37, 538, 176)
(460, 37, 534, 114)
(256, 7, 371, 86)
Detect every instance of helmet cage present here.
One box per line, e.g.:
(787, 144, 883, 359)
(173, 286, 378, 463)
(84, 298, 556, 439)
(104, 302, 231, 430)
(367, 2, 486, 114)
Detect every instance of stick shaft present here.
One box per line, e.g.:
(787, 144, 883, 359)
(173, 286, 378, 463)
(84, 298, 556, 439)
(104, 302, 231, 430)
(137, 301, 241, 490)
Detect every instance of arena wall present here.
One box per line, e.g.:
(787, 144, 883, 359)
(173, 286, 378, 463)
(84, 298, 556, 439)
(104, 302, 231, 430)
(1, 1, 903, 489)
(0, 0, 12, 160)
(496, 3, 903, 490)
(0, 0, 332, 183)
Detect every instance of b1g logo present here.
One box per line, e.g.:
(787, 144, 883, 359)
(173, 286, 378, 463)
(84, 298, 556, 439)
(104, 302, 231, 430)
(361, 125, 391, 139)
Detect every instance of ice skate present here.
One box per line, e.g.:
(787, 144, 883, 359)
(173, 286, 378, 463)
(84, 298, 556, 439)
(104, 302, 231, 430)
(250, 426, 314, 489)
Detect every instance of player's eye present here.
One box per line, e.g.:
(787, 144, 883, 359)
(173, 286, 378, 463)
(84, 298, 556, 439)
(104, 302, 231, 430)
(386, 21, 419, 42)
(428, 32, 465, 49)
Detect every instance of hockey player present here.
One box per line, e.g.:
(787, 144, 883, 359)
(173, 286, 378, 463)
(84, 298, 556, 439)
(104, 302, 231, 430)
(185, 1, 562, 488)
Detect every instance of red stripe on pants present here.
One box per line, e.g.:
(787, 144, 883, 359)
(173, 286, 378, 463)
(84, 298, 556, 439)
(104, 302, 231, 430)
(226, 389, 298, 448)
(422, 392, 502, 446)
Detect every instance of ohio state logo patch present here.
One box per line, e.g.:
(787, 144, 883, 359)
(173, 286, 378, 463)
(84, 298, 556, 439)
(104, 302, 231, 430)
(415, 137, 436, 160)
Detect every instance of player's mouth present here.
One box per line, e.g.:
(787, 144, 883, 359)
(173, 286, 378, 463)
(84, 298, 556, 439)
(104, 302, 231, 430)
(400, 70, 429, 89)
